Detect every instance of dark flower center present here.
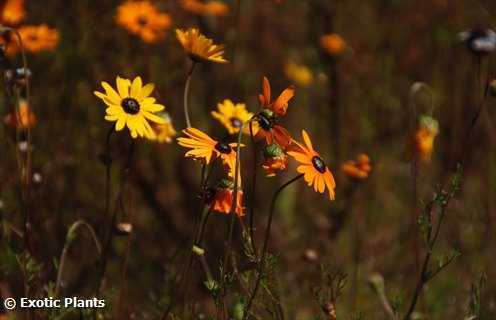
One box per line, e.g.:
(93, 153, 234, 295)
(230, 117, 243, 128)
(257, 112, 274, 131)
(137, 16, 148, 26)
(121, 97, 140, 115)
(215, 142, 232, 154)
(311, 156, 327, 173)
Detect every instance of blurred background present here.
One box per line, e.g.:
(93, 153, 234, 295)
(1, 0, 496, 318)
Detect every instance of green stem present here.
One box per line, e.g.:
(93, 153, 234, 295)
(183, 62, 197, 128)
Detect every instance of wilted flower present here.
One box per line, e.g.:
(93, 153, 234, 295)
(261, 143, 288, 177)
(150, 112, 177, 143)
(459, 29, 496, 56)
(180, 0, 229, 17)
(116, 0, 172, 43)
(176, 28, 228, 64)
(414, 115, 439, 162)
(211, 99, 257, 135)
(94, 76, 166, 139)
(284, 61, 313, 87)
(210, 179, 244, 217)
(341, 154, 372, 180)
(1, 0, 25, 25)
(3, 99, 36, 129)
(320, 33, 346, 56)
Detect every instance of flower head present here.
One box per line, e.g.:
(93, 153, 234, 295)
(180, 0, 229, 17)
(341, 154, 372, 180)
(94, 76, 166, 139)
(177, 127, 242, 178)
(261, 143, 288, 177)
(9, 24, 59, 54)
(176, 28, 228, 64)
(320, 34, 346, 56)
(287, 130, 336, 200)
(116, 0, 172, 43)
(414, 115, 439, 162)
(1, 0, 25, 25)
(150, 112, 177, 143)
(255, 76, 294, 148)
(284, 61, 313, 87)
(459, 29, 496, 56)
(211, 99, 257, 135)
(209, 179, 244, 217)
(3, 99, 36, 129)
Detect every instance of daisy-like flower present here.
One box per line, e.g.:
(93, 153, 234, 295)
(177, 127, 242, 178)
(116, 0, 172, 43)
(176, 28, 228, 64)
(3, 98, 36, 129)
(209, 179, 244, 217)
(180, 0, 229, 17)
(255, 76, 294, 148)
(459, 29, 496, 56)
(150, 112, 177, 143)
(94, 76, 166, 139)
(320, 33, 346, 56)
(211, 99, 257, 135)
(261, 143, 288, 177)
(8, 24, 59, 54)
(414, 115, 439, 162)
(287, 130, 336, 200)
(341, 154, 372, 180)
(1, 0, 25, 25)
(284, 61, 313, 87)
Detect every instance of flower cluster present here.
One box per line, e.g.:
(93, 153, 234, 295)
(341, 154, 372, 180)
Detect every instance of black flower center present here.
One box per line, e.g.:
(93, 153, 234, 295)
(230, 117, 243, 128)
(137, 16, 148, 26)
(311, 156, 327, 173)
(121, 97, 140, 115)
(257, 112, 274, 131)
(215, 142, 232, 154)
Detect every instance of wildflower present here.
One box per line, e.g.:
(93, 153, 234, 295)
(180, 0, 229, 17)
(150, 112, 176, 143)
(176, 28, 228, 64)
(94, 76, 166, 139)
(414, 115, 439, 162)
(211, 99, 257, 135)
(320, 33, 346, 56)
(341, 154, 372, 180)
(287, 130, 336, 200)
(3, 99, 36, 129)
(9, 24, 59, 54)
(261, 143, 288, 177)
(177, 127, 242, 177)
(116, 0, 172, 43)
(459, 29, 496, 56)
(1, 0, 25, 25)
(255, 76, 294, 148)
(210, 179, 244, 217)
(284, 61, 313, 87)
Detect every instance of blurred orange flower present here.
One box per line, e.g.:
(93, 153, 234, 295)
(116, 0, 172, 43)
(8, 24, 59, 54)
(414, 115, 439, 162)
(320, 33, 346, 56)
(3, 99, 36, 129)
(210, 179, 244, 217)
(1, 0, 25, 25)
(180, 0, 229, 17)
(284, 61, 313, 87)
(341, 154, 372, 179)
(176, 28, 228, 64)
(261, 143, 288, 177)
(288, 130, 336, 200)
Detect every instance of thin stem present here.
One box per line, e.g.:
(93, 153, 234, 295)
(244, 174, 304, 319)
(249, 119, 258, 253)
(183, 62, 197, 128)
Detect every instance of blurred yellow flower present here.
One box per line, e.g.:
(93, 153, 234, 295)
(94, 76, 166, 139)
(150, 112, 177, 143)
(180, 0, 229, 17)
(341, 154, 372, 180)
(284, 61, 313, 87)
(176, 28, 228, 64)
(116, 0, 172, 43)
(320, 33, 346, 56)
(414, 115, 439, 162)
(211, 99, 257, 135)
(9, 24, 59, 54)
(1, 0, 25, 25)
(3, 99, 36, 129)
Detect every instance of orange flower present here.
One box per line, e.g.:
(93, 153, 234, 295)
(320, 34, 346, 56)
(287, 130, 336, 200)
(255, 76, 295, 149)
(414, 115, 439, 162)
(3, 99, 36, 129)
(180, 0, 229, 17)
(1, 0, 25, 25)
(261, 143, 288, 177)
(116, 0, 172, 43)
(177, 127, 241, 178)
(341, 154, 372, 179)
(209, 179, 244, 217)
(8, 24, 59, 54)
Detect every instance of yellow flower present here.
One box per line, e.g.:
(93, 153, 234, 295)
(414, 115, 439, 162)
(1, 0, 25, 25)
(180, 0, 229, 17)
(150, 112, 177, 143)
(284, 61, 313, 87)
(176, 28, 228, 64)
(8, 24, 59, 54)
(94, 76, 166, 139)
(211, 99, 257, 135)
(320, 33, 346, 56)
(116, 0, 172, 43)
